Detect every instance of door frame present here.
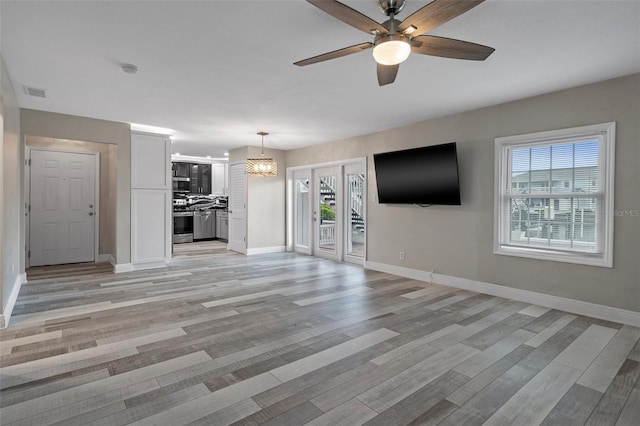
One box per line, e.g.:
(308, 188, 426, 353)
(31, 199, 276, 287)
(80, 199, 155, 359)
(25, 146, 100, 268)
(286, 157, 366, 263)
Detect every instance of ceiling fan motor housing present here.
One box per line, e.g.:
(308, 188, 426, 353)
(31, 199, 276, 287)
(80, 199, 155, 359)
(378, 0, 406, 16)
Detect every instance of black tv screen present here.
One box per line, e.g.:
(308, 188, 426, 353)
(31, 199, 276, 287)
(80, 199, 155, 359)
(373, 142, 461, 205)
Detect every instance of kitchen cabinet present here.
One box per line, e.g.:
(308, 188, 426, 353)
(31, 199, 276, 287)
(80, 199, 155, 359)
(172, 161, 226, 195)
(216, 210, 229, 241)
(172, 162, 190, 178)
(212, 163, 228, 195)
(190, 163, 211, 194)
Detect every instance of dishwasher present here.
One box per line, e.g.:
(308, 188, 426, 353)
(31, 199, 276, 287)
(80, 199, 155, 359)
(193, 210, 216, 240)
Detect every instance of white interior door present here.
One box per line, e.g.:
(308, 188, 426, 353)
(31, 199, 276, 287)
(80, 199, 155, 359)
(293, 169, 312, 254)
(30, 150, 96, 266)
(313, 167, 341, 260)
(228, 163, 247, 254)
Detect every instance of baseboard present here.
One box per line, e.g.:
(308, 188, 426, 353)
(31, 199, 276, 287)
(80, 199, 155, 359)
(0, 273, 26, 328)
(246, 246, 286, 256)
(365, 261, 640, 327)
(97, 253, 115, 266)
(365, 261, 431, 282)
(114, 260, 170, 273)
(114, 263, 133, 273)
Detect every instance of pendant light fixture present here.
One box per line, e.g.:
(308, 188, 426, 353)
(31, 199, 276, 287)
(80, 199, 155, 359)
(246, 132, 278, 177)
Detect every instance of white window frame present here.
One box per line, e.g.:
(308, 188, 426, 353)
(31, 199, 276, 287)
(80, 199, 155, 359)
(494, 122, 615, 268)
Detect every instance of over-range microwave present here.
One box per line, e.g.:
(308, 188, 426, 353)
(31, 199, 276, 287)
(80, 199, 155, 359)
(173, 176, 190, 192)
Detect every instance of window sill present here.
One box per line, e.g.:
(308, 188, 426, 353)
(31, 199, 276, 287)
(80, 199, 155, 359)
(494, 245, 613, 268)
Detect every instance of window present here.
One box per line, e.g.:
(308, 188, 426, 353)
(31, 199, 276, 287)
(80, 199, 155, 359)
(494, 122, 615, 267)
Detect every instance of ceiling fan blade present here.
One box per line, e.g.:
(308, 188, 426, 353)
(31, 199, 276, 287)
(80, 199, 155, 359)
(307, 0, 388, 35)
(294, 42, 373, 66)
(399, 0, 485, 36)
(377, 63, 399, 86)
(411, 35, 494, 60)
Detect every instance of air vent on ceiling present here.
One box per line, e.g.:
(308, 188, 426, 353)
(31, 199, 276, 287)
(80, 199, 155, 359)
(24, 86, 47, 98)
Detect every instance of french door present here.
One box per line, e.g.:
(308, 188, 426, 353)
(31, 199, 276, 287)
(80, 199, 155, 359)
(314, 167, 341, 261)
(290, 161, 366, 263)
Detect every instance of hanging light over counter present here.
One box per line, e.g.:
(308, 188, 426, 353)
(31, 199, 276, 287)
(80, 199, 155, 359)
(246, 132, 278, 177)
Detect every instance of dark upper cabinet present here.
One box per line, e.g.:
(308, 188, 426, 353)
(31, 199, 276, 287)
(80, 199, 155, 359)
(173, 162, 190, 178)
(200, 164, 211, 194)
(173, 162, 212, 194)
(189, 163, 212, 194)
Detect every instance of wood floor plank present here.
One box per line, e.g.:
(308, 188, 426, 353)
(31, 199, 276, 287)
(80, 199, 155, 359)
(1, 351, 211, 423)
(482, 363, 583, 426)
(540, 383, 603, 426)
(577, 325, 640, 393)
(585, 359, 640, 426)
(89, 384, 211, 426)
(615, 386, 640, 426)
(306, 398, 377, 426)
(446, 344, 534, 407)
(129, 372, 282, 426)
(356, 343, 479, 413)
(525, 313, 578, 348)
(270, 328, 398, 383)
(441, 363, 538, 426)
(453, 329, 535, 378)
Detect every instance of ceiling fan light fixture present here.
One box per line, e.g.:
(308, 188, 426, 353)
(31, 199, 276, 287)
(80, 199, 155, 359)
(372, 38, 411, 66)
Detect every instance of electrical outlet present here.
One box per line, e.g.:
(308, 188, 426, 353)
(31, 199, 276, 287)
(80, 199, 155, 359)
(399, 251, 405, 261)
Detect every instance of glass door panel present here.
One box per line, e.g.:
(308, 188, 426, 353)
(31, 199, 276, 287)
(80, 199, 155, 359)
(314, 167, 340, 259)
(346, 171, 366, 258)
(295, 176, 311, 250)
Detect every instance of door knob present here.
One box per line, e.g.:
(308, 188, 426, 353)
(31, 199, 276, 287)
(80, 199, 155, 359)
(89, 204, 93, 208)
(89, 212, 94, 216)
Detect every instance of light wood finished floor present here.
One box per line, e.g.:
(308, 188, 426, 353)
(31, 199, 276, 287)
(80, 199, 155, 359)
(2, 252, 639, 425)
(26, 262, 114, 281)
(173, 240, 231, 259)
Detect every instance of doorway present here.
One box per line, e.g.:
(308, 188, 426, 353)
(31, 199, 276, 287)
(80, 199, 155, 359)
(288, 159, 366, 264)
(28, 149, 99, 267)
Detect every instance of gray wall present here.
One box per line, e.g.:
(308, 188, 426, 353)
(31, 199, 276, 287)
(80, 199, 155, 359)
(20, 109, 131, 264)
(1, 53, 21, 320)
(287, 73, 640, 312)
(230, 146, 286, 250)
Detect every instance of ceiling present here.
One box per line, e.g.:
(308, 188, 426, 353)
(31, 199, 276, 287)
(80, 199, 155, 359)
(2, 1, 639, 158)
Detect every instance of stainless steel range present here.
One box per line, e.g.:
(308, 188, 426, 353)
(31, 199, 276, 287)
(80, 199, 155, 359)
(173, 211, 194, 243)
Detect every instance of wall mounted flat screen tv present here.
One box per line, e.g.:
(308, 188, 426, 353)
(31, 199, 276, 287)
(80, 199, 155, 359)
(373, 142, 461, 205)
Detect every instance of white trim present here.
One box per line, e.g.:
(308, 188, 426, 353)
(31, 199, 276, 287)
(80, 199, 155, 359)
(114, 263, 133, 273)
(114, 261, 168, 273)
(365, 261, 430, 282)
(0, 273, 26, 328)
(365, 261, 640, 327)
(130, 130, 173, 138)
(494, 122, 615, 268)
(172, 155, 228, 163)
(286, 157, 367, 173)
(246, 246, 286, 255)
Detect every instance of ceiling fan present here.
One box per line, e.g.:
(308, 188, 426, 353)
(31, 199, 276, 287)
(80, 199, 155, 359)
(294, 0, 495, 86)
